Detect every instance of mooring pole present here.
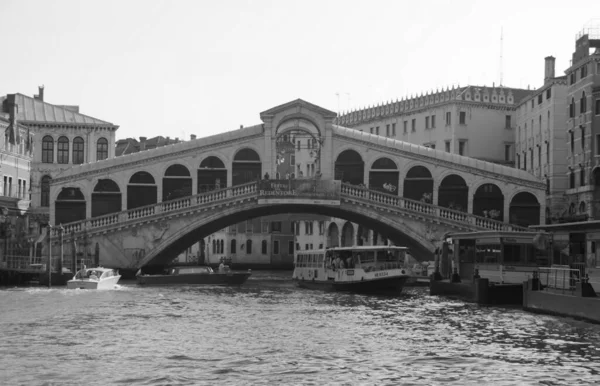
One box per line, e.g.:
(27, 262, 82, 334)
(47, 225, 53, 288)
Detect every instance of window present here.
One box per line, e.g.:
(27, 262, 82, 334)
(72, 137, 84, 164)
(530, 148, 534, 170)
(596, 99, 600, 115)
(570, 131, 575, 154)
(246, 240, 252, 254)
(262, 240, 268, 254)
(271, 221, 282, 232)
(570, 171, 575, 189)
(425, 116, 430, 129)
(296, 242, 300, 251)
(517, 153, 521, 169)
(273, 240, 280, 255)
(504, 144, 512, 162)
(403, 121, 408, 134)
(431, 115, 436, 128)
(375, 126, 379, 135)
(246, 219, 253, 233)
(538, 146, 541, 171)
(581, 92, 587, 113)
(231, 239, 236, 254)
(262, 222, 269, 233)
(597, 135, 600, 156)
(297, 139, 301, 150)
(445, 141, 450, 152)
(295, 222, 300, 235)
(546, 88, 551, 99)
(581, 167, 585, 187)
(318, 221, 324, 235)
(538, 94, 542, 104)
(290, 154, 295, 166)
(97, 138, 108, 160)
(41, 175, 51, 206)
(305, 244, 309, 250)
(57, 136, 69, 164)
(392, 123, 396, 136)
(304, 221, 313, 235)
(570, 98, 575, 118)
(386, 124, 390, 137)
(505, 115, 511, 128)
(570, 72, 575, 85)
(290, 222, 295, 233)
(458, 141, 466, 156)
(42, 136, 54, 163)
(445, 112, 451, 126)
(582, 127, 586, 150)
(411, 119, 416, 132)
(581, 64, 587, 79)
(370, 127, 373, 134)
(288, 241, 294, 254)
(459, 111, 466, 124)
(523, 152, 527, 171)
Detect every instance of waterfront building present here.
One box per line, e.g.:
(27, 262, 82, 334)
(0, 102, 34, 262)
(337, 85, 534, 166)
(1, 87, 119, 229)
(515, 56, 569, 222)
(116, 135, 185, 156)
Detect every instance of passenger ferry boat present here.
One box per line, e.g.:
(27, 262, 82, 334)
(292, 246, 410, 294)
(448, 231, 551, 284)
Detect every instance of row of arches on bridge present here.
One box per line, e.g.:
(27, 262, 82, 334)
(53, 148, 541, 227)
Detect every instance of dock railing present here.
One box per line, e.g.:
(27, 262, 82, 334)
(538, 266, 583, 293)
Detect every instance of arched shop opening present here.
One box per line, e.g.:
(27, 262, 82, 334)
(473, 183, 504, 220)
(369, 157, 399, 195)
(127, 171, 157, 210)
(509, 192, 540, 227)
(92, 179, 121, 217)
(163, 164, 192, 201)
(341, 221, 355, 247)
(403, 166, 433, 203)
(198, 156, 227, 193)
(334, 150, 364, 186)
(327, 222, 340, 248)
(55, 188, 86, 225)
(232, 148, 261, 186)
(437, 174, 468, 212)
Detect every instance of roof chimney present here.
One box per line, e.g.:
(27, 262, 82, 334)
(544, 56, 556, 82)
(240, 125, 244, 129)
(190, 134, 196, 140)
(139, 137, 147, 151)
(34, 85, 44, 101)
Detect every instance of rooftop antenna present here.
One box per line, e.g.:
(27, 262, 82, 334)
(499, 26, 504, 87)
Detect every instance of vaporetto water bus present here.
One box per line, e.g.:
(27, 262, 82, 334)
(292, 246, 410, 294)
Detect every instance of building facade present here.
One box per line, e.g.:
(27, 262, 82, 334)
(515, 56, 569, 221)
(337, 85, 534, 166)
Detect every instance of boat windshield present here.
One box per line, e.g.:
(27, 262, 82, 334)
(177, 267, 213, 274)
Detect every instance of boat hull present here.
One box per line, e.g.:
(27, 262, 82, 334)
(136, 272, 251, 286)
(66, 275, 121, 290)
(295, 275, 409, 294)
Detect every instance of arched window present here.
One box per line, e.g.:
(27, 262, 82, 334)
(246, 240, 252, 254)
(42, 136, 54, 163)
(220, 239, 224, 254)
(231, 239, 236, 254)
(41, 175, 51, 207)
(97, 138, 108, 161)
(262, 240, 268, 254)
(581, 91, 587, 113)
(579, 201, 586, 213)
(212, 239, 216, 254)
(57, 136, 69, 164)
(72, 137, 85, 164)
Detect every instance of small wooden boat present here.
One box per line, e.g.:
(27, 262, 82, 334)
(136, 266, 251, 286)
(67, 267, 121, 290)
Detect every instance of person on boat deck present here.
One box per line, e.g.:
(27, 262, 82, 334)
(89, 271, 99, 281)
(218, 258, 226, 273)
(346, 256, 353, 269)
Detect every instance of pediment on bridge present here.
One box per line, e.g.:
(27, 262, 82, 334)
(260, 99, 337, 121)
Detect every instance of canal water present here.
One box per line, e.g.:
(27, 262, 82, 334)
(1, 271, 599, 386)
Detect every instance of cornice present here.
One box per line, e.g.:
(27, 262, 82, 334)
(51, 132, 264, 184)
(333, 133, 546, 190)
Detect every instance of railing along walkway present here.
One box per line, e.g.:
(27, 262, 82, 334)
(51, 181, 528, 237)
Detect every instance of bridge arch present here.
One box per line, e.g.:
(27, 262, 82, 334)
(91, 179, 121, 218)
(55, 186, 87, 225)
(127, 171, 157, 209)
(341, 221, 355, 247)
(232, 147, 262, 185)
(368, 157, 399, 195)
(437, 174, 468, 212)
(472, 182, 504, 220)
(334, 148, 364, 185)
(163, 163, 192, 201)
(137, 202, 439, 267)
(198, 155, 227, 192)
(327, 222, 340, 247)
(509, 191, 541, 227)
(275, 114, 322, 138)
(403, 165, 434, 203)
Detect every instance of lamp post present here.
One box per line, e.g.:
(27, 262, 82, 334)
(47, 225, 54, 288)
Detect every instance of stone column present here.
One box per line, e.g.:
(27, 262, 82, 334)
(503, 194, 511, 223)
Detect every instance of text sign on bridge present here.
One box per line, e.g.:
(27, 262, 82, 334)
(257, 179, 341, 205)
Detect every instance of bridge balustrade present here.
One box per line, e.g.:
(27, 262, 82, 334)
(51, 180, 527, 239)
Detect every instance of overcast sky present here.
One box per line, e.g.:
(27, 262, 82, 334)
(1, 0, 598, 141)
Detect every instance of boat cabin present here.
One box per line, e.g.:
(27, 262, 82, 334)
(75, 268, 118, 281)
(447, 231, 551, 283)
(168, 266, 214, 275)
(295, 246, 407, 273)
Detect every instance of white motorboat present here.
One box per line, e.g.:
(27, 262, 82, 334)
(67, 267, 121, 290)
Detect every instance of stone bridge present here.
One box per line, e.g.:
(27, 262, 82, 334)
(46, 99, 546, 269)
